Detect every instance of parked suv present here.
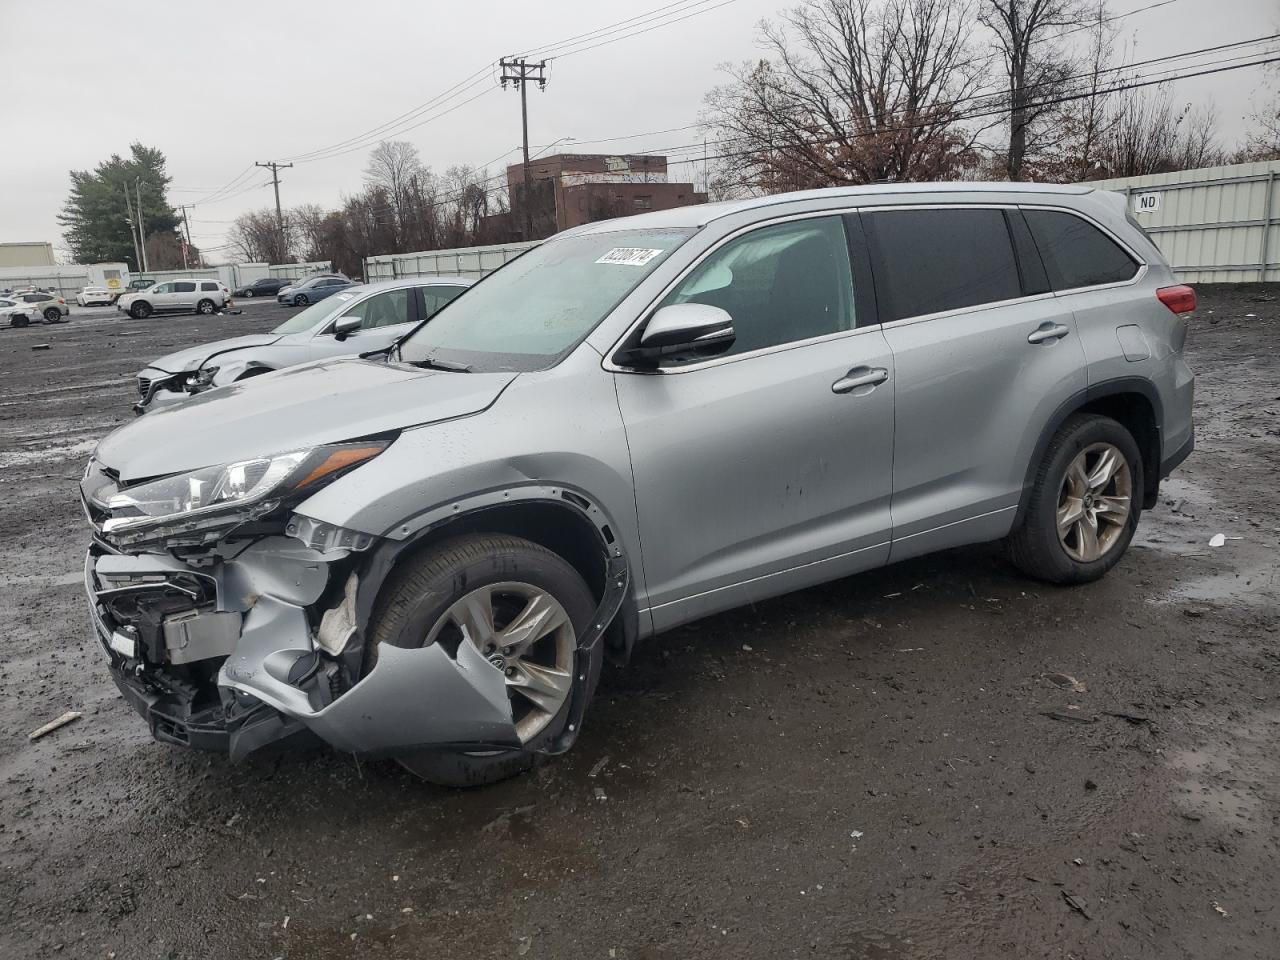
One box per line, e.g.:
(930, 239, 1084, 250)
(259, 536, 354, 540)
(80, 183, 1195, 787)
(133, 277, 473, 412)
(117, 279, 231, 318)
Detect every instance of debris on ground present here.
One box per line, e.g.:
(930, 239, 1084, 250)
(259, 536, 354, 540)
(1209, 533, 1226, 547)
(31, 343, 51, 351)
(28, 711, 81, 740)
(1063, 892, 1092, 919)
(1039, 708, 1098, 724)
(1213, 901, 1230, 918)
(1104, 710, 1152, 725)
(593, 787, 607, 801)
(588, 755, 610, 778)
(1043, 672, 1087, 693)
(517, 935, 533, 955)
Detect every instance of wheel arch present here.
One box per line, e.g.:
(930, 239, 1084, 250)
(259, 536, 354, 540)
(346, 487, 638, 676)
(1017, 377, 1164, 523)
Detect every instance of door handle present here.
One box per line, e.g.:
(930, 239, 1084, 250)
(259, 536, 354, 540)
(831, 366, 889, 394)
(1027, 323, 1070, 344)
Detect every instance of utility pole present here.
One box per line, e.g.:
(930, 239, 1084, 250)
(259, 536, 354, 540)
(499, 57, 547, 241)
(256, 161, 293, 262)
(123, 185, 143, 272)
(135, 178, 150, 273)
(178, 205, 193, 269)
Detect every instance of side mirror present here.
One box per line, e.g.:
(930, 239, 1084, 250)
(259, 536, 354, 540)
(332, 315, 361, 340)
(618, 303, 736, 367)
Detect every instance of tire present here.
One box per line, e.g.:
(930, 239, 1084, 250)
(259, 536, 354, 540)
(243, 289, 254, 298)
(368, 533, 599, 788)
(196, 299, 216, 315)
(130, 301, 153, 319)
(44, 307, 61, 322)
(1007, 413, 1143, 585)
(10, 313, 29, 328)
(293, 294, 308, 306)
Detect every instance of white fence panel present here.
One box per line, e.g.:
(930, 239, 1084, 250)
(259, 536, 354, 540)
(1092, 159, 1280, 283)
(364, 241, 538, 282)
(269, 260, 331, 280)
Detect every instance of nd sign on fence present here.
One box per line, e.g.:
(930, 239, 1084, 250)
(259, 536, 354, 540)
(1133, 192, 1161, 214)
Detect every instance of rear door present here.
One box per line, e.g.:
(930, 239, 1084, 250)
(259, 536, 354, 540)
(613, 213, 895, 631)
(171, 281, 198, 311)
(863, 205, 1088, 561)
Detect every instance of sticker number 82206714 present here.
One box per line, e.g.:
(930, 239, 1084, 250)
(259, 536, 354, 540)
(595, 247, 665, 266)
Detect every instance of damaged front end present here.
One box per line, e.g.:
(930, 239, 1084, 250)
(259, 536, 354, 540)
(81, 448, 627, 764)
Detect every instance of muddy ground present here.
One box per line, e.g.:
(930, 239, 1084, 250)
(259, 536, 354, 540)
(0, 288, 1276, 960)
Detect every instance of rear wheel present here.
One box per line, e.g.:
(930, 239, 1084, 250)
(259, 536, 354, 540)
(368, 534, 599, 788)
(1007, 413, 1143, 584)
(196, 299, 216, 315)
(130, 301, 153, 319)
(43, 307, 62, 322)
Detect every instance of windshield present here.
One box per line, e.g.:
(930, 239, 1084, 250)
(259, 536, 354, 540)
(271, 291, 357, 334)
(398, 228, 692, 372)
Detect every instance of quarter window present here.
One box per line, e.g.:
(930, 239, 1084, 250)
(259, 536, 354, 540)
(420, 284, 465, 317)
(863, 208, 1021, 322)
(658, 215, 855, 358)
(200, 281, 219, 291)
(1024, 209, 1139, 290)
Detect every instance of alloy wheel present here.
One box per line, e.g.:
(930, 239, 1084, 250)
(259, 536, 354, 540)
(1056, 442, 1132, 563)
(425, 582, 576, 743)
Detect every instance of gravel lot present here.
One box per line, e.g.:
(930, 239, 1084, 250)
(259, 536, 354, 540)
(0, 288, 1277, 960)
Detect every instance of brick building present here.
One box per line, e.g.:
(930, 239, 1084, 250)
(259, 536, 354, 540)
(491, 153, 707, 240)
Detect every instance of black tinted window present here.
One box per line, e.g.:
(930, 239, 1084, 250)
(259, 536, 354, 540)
(200, 281, 219, 291)
(174, 281, 197, 293)
(864, 208, 1021, 321)
(1024, 209, 1138, 289)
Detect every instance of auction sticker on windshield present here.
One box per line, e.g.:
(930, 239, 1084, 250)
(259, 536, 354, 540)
(596, 247, 665, 266)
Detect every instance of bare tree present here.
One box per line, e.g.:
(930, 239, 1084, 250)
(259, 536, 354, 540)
(1094, 86, 1224, 178)
(701, 0, 992, 193)
(980, 0, 1091, 180)
(230, 208, 288, 263)
(289, 203, 329, 262)
(1237, 61, 1280, 161)
(365, 141, 424, 239)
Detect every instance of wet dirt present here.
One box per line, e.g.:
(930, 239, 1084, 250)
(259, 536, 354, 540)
(0, 288, 1276, 959)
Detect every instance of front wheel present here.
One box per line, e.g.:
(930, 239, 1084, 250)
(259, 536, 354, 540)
(243, 289, 254, 298)
(368, 534, 599, 788)
(130, 301, 153, 319)
(293, 294, 308, 306)
(9, 313, 29, 328)
(1007, 413, 1143, 584)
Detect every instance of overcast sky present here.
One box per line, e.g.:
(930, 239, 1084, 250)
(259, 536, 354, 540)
(1, 0, 1276, 259)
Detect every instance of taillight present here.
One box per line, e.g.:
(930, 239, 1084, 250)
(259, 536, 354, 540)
(57, 297, 66, 304)
(1157, 285, 1196, 314)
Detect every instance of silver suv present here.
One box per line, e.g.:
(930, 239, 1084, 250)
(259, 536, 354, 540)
(80, 183, 1195, 786)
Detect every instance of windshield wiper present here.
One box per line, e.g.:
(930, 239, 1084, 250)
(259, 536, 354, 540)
(409, 355, 472, 373)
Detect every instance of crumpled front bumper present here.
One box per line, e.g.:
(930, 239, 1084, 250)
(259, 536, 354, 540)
(83, 535, 524, 761)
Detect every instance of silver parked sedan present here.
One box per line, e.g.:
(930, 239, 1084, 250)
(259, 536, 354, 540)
(133, 276, 473, 412)
(81, 183, 1195, 787)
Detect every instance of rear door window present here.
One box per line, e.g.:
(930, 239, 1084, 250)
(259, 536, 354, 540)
(174, 281, 197, 293)
(862, 208, 1021, 322)
(1024, 209, 1139, 290)
(420, 284, 466, 317)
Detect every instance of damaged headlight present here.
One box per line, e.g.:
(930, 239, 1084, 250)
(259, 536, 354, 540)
(187, 366, 219, 390)
(102, 441, 389, 533)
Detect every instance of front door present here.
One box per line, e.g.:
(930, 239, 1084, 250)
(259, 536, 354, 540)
(310, 286, 415, 360)
(614, 214, 895, 632)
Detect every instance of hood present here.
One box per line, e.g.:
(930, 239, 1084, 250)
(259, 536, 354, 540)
(145, 334, 284, 375)
(96, 358, 518, 482)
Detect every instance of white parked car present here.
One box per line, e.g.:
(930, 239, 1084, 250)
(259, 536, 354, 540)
(76, 285, 115, 307)
(117, 278, 231, 319)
